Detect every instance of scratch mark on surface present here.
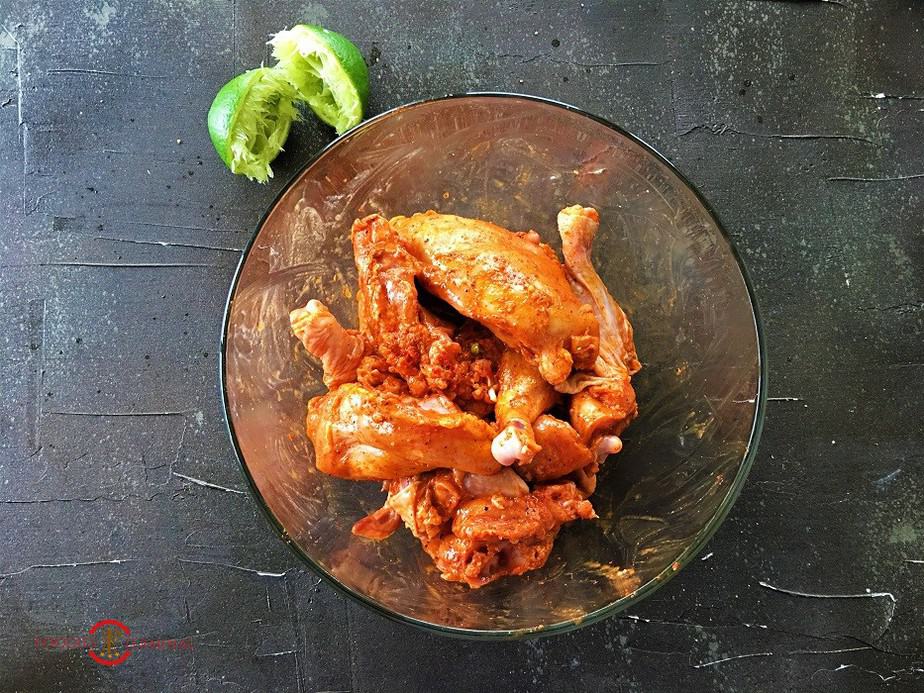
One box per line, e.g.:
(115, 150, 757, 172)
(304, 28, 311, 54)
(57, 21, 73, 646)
(0, 492, 167, 504)
(46, 409, 191, 417)
(3, 23, 28, 214)
(820, 663, 897, 682)
(122, 220, 242, 233)
(94, 235, 243, 252)
(38, 261, 216, 268)
(46, 68, 168, 79)
(873, 469, 901, 487)
(1, 24, 23, 126)
(282, 579, 305, 693)
(758, 580, 896, 632)
(60, 451, 87, 470)
(701, 552, 714, 561)
(904, 559, 924, 564)
(549, 57, 662, 68)
(178, 558, 291, 578)
(0, 496, 112, 504)
(255, 649, 297, 658)
(758, 581, 895, 603)
(497, 52, 660, 68)
(828, 173, 924, 182)
(750, 0, 849, 7)
(20, 121, 28, 213)
(860, 92, 924, 101)
(27, 299, 46, 451)
(0, 558, 135, 579)
(860, 301, 923, 314)
(768, 396, 803, 402)
(172, 471, 245, 495)
(692, 651, 773, 668)
(232, 0, 238, 68)
(677, 123, 876, 145)
(790, 645, 873, 655)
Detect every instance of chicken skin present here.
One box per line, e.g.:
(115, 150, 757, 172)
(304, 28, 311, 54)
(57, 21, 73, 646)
(390, 211, 599, 385)
(289, 299, 366, 388)
(556, 206, 640, 444)
(306, 383, 502, 480)
(491, 349, 558, 466)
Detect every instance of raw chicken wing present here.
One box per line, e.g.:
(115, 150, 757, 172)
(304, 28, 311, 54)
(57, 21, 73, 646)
(289, 299, 366, 388)
(306, 383, 502, 480)
(556, 206, 640, 443)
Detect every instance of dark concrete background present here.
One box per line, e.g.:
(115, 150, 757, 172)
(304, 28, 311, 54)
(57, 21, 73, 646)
(0, 1, 921, 690)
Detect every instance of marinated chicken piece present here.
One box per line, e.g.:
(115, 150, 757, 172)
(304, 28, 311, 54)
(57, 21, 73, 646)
(556, 206, 640, 443)
(427, 482, 596, 588)
(491, 350, 558, 466)
(460, 467, 530, 499)
(352, 214, 462, 398)
(352, 215, 498, 408)
(390, 211, 599, 385)
(431, 534, 557, 588)
(358, 468, 529, 543)
(289, 299, 367, 388)
(516, 415, 593, 482)
(294, 208, 641, 588)
(570, 435, 624, 496)
(448, 320, 503, 418)
(351, 505, 402, 540)
(570, 385, 637, 443)
(383, 471, 465, 540)
(306, 383, 502, 480)
(558, 206, 640, 376)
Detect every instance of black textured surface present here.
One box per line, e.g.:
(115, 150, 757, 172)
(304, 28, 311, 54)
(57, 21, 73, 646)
(0, 1, 921, 691)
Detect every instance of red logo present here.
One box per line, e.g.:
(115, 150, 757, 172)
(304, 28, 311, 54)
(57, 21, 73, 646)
(34, 619, 192, 664)
(88, 619, 131, 667)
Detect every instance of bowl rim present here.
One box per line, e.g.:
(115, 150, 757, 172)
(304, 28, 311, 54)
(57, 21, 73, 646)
(219, 92, 768, 640)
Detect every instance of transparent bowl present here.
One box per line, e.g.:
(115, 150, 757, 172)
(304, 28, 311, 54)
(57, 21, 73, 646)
(221, 94, 766, 638)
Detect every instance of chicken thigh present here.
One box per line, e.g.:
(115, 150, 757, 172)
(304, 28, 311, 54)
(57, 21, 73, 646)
(390, 211, 599, 385)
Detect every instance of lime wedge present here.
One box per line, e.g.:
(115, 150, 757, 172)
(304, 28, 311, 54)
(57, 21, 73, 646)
(270, 24, 369, 135)
(207, 67, 298, 182)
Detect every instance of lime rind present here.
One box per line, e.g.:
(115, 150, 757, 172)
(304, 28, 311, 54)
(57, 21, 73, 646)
(270, 24, 369, 135)
(207, 67, 298, 183)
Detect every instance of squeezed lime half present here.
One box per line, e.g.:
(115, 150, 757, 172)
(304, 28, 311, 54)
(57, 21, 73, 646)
(207, 67, 299, 183)
(270, 24, 369, 135)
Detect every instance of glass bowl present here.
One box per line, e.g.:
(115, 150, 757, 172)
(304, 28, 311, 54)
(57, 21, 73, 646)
(221, 94, 766, 638)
